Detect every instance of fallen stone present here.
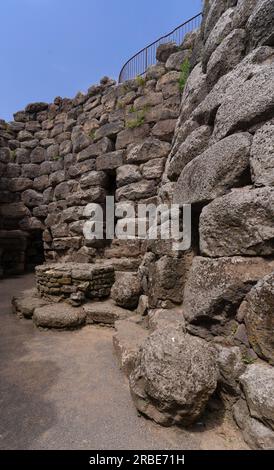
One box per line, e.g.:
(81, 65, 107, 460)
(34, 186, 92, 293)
(129, 326, 218, 426)
(111, 272, 142, 310)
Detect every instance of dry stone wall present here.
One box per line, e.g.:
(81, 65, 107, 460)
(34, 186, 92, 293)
(0, 38, 196, 277)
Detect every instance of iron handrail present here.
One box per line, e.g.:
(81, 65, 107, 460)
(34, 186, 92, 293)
(118, 13, 202, 83)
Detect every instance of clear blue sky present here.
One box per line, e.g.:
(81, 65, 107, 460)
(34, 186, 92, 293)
(0, 0, 202, 121)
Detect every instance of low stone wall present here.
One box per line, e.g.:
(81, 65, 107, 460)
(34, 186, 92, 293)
(36, 263, 115, 305)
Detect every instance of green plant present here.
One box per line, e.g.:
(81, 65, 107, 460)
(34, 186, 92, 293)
(89, 130, 96, 140)
(129, 105, 136, 114)
(179, 58, 190, 92)
(242, 355, 257, 365)
(52, 155, 62, 161)
(126, 109, 146, 129)
(136, 75, 146, 87)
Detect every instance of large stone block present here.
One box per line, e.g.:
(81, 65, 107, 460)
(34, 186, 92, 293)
(200, 187, 274, 256)
(212, 64, 274, 141)
(129, 326, 218, 426)
(203, 8, 235, 69)
(242, 273, 274, 365)
(183, 256, 274, 325)
(250, 122, 274, 187)
(246, 0, 274, 50)
(116, 180, 157, 201)
(126, 138, 171, 164)
(174, 133, 252, 206)
(115, 124, 150, 150)
(240, 363, 274, 431)
(96, 150, 124, 171)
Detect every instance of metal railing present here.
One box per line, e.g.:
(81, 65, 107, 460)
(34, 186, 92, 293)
(118, 13, 202, 83)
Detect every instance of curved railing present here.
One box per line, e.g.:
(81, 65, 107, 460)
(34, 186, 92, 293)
(118, 13, 202, 83)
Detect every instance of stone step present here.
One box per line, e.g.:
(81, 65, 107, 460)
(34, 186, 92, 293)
(12, 288, 50, 319)
(33, 303, 86, 330)
(113, 316, 149, 377)
(83, 299, 134, 326)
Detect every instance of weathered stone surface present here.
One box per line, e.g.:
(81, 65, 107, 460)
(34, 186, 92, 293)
(179, 63, 208, 124)
(21, 189, 43, 208)
(116, 124, 150, 150)
(194, 46, 274, 126)
(111, 272, 142, 310)
(200, 187, 274, 257)
(80, 171, 108, 189)
(240, 363, 274, 430)
(12, 288, 48, 319)
(116, 165, 141, 188)
(174, 133, 252, 205)
(127, 138, 171, 164)
(242, 273, 274, 365)
(233, 399, 274, 450)
(166, 50, 192, 71)
(72, 132, 91, 153)
(84, 299, 132, 325)
(250, 122, 274, 186)
(77, 137, 113, 162)
(96, 150, 124, 171)
(94, 121, 124, 141)
(129, 326, 218, 426)
(30, 147, 46, 163)
(167, 125, 212, 181)
(134, 92, 163, 111)
(183, 256, 274, 325)
(113, 318, 149, 377)
(203, 0, 237, 41)
(141, 158, 165, 180)
(233, 0, 258, 28)
(206, 29, 246, 88)
(156, 42, 178, 63)
(151, 119, 177, 142)
(203, 8, 235, 69)
(213, 65, 274, 141)
(116, 180, 157, 201)
(246, 0, 274, 50)
(214, 343, 246, 396)
(33, 304, 86, 329)
(148, 308, 185, 332)
(9, 177, 33, 193)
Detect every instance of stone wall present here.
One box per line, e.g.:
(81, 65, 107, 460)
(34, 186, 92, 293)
(144, 0, 274, 449)
(0, 37, 196, 277)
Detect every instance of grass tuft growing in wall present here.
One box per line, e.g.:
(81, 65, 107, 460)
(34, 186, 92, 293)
(179, 58, 190, 93)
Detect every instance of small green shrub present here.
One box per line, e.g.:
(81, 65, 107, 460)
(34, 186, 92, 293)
(10, 150, 16, 160)
(52, 155, 62, 161)
(129, 105, 136, 114)
(136, 75, 146, 87)
(179, 58, 190, 92)
(126, 109, 146, 129)
(89, 130, 96, 140)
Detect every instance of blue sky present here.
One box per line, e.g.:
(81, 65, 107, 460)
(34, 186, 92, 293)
(0, 0, 202, 121)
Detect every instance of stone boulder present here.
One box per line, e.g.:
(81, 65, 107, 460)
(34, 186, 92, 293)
(33, 304, 86, 330)
(233, 398, 274, 450)
(240, 362, 274, 431)
(246, 0, 274, 50)
(203, 8, 235, 69)
(214, 343, 246, 397)
(250, 122, 274, 187)
(174, 133, 252, 206)
(183, 256, 274, 326)
(156, 42, 178, 63)
(129, 326, 218, 426)
(242, 273, 274, 365)
(126, 138, 171, 164)
(200, 187, 274, 257)
(12, 288, 49, 319)
(111, 272, 142, 310)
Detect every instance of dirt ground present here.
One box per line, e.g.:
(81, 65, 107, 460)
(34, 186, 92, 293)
(0, 273, 248, 450)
